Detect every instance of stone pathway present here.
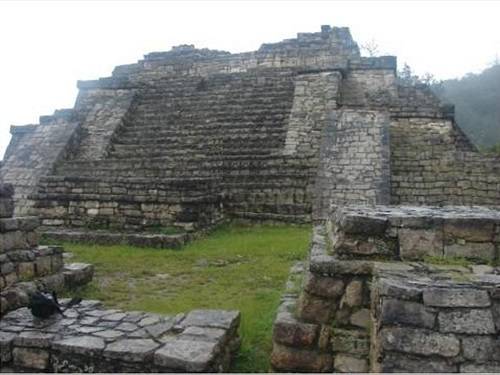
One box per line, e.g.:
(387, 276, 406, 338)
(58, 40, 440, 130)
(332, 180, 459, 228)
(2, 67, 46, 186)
(0, 301, 240, 372)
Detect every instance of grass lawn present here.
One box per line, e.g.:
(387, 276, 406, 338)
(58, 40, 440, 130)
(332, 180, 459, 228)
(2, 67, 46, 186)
(55, 223, 311, 372)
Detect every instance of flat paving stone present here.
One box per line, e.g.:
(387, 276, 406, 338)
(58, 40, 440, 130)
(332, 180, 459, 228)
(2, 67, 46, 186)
(52, 335, 105, 355)
(183, 309, 240, 330)
(1, 299, 240, 372)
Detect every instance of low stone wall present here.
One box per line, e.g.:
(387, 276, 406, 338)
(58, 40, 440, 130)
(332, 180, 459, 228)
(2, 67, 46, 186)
(372, 265, 500, 372)
(0, 182, 94, 316)
(271, 215, 500, 373)
(329, 205, 500, 262)
(34, 176, 223, 232)
(1, 304, 240, 372)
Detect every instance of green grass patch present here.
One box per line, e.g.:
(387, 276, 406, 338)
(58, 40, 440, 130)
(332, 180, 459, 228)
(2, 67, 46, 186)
(58, 223, 311, 372)
(423, 255, 472, 267)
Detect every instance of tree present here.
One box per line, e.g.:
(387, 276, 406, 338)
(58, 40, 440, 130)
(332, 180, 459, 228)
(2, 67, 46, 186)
(360, 39, 379, 57)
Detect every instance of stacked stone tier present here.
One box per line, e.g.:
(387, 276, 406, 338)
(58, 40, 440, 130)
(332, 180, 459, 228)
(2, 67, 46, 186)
(0, 304, 240, 372)
(271, 206, 500, 373)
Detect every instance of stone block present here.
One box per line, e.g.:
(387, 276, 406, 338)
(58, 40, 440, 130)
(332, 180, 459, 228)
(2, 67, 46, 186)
(154, 338, 218, 372)
(460, 363, 500, 372)
(423, 287, 490, 307)
(376, 352, 457, 373)
(273, 309, 319, 347)
(376, 277, 423, 300)
(379, 327, 460, 357)
(270, 343, 332, 372)
(0, 198, 14, 219)
(12, 347, 50, 370)
(182, 309, 240, 331)
(0, 331, 16, 363)
(104, 338, 160, 362)
(438, 308, 496, 334)
(334, 354, 368, 373)
(380, 298, 435, 328)
(17, 262, 35, 280)
(444, 218, 495, 242)
(331, 328, 369, 356)
(444, 242, 495, 261)
(13, 331, 54, 348)
(340, 279, 363, 307)
(297, 291, 334, 324)
(462, 336, 500, 362)
(177, 326, 227, 343)
(338, 214, 388, 235)
(350, 308, 371, 329)
(52, 335, 105, 355)
(34, 256, 52, 276)
(399, 228, 443, 260)
(304, 273, 344, 299)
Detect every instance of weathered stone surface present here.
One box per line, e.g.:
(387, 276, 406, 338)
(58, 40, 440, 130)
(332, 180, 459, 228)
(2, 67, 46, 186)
(334, 354, 368, 373)
(380, 298, 435, 328)
(423, 287, 491, 307)
(182, 309, 240, 330)
(0, 331, 16, 363)
(154, 338, 218, 372)
(376, 277, 423, 300)
(273, 309, 319, 347)
(341, 279, 363, 307)
(104, 338, 160, 362)
(331, 328, 369, 355)
(350, 308, 371, 329)
(52, 335, 106, 355)
(444, 218, 495, 242)
(297, 291, 334, 324)
(438, 309, 496, 334)
(12, 347, 50, 370)
(377, 352, 457, 373)
(270, 343, 332, 372)
(379, 327, 460, 357)
(13, 331, 54, 348)
(177, 326, 227, 343)
(462, 336, 500, 362)
(444, 242, 496, 261)
(304, 273, 344, 298)
(399, 228, 443, 260)
(460, 363, 500, 372)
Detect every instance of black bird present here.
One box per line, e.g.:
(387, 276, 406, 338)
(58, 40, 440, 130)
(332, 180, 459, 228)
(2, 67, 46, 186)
(28, 291, 82, 319)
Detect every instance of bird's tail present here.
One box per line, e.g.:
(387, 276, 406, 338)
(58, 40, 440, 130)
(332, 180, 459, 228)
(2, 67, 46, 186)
(62, 297, 82, 312)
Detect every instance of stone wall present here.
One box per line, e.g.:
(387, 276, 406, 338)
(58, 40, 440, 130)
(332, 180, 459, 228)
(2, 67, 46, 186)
(271, 215, 500, 373)
(1, 305, 240, 372)
(0, 179, 93, 316)
(371, 267, 500, 373)
(1, 113, 80, 216)
(391, 118, 500, 205)
(314, 109, 391, 221)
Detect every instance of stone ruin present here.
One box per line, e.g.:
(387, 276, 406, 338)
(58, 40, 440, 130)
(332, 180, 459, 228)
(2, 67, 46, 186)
(1, 25, 499, 372)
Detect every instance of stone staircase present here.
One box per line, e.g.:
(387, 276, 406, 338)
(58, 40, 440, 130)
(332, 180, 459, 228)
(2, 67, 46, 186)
(34, 69, 311, 242)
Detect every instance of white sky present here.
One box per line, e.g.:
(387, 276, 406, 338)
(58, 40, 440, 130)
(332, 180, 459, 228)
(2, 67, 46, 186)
(1, 0, 499, 158)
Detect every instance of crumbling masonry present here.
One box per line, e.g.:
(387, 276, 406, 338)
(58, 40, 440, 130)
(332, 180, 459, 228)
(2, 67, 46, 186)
(1, 25, 499, 372)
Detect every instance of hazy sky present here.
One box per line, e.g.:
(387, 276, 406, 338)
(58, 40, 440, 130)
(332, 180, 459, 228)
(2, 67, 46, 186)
(1, 0, 499, 158)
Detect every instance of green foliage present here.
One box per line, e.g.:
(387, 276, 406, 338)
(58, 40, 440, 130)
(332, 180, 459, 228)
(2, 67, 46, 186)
(58, 223, 311, 372)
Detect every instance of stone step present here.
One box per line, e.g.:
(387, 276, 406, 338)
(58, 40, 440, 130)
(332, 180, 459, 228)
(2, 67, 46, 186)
(1, 245, 64, 289)
(0, 262, 94, 316)
(41, 229, 192, 249)
(1, 305, 240, 372)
